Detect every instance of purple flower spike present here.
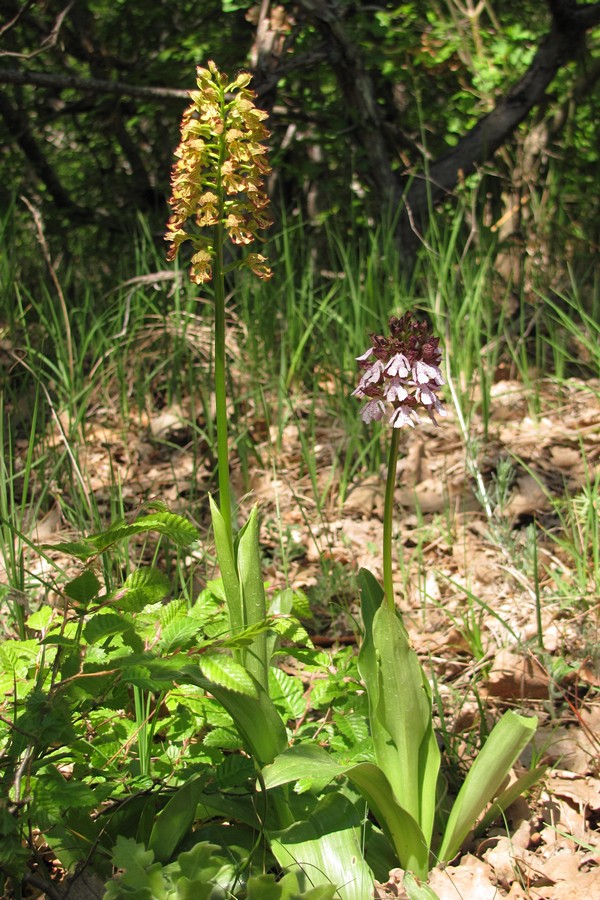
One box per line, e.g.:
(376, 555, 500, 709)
(360, 399, 387, 423)
(353, 312, 446, 430)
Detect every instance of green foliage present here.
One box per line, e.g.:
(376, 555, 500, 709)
(0, 503, 375, 895)
(264, 568, 542, 880)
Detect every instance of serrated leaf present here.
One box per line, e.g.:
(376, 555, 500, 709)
(42, 539, 96, 560)
(159, 617, 200, 653)
(64, 570, 102, 605)
(83, 612, 131, 644)
(202, 726, 242, 750)
(42, 635, 79, 647)
(87, 511, 199, 554)
(199, 654, 258, 697)
(269, 667, 306, 720)
(116, 567, 172, 611)
(26, 606, 54, 631)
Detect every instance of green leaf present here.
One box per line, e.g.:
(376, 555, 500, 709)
(43, 539, 97, 560)
(358, 569, 440, 848)
(148, 776, 206, 863)
(263, 744, 429, 879)
(86, 510, 198, 554)
(476, 764, 547, 835)
(209, 496, 242, 653)
(159, 617, 200, 652)
(43, 807, 110, 878)
(403, 871, 441, 900)
(269, 667, 306, 720)
(190, 673, 287, 768)
(105, 836, 164, 899)
(83, 611, 131, 644)
(64, 570, 101, 605)
(26, 605, 54, 631)
(236, 505, 268, 690)
(246, 870, 338, 898)
(269, 791, 373, 899)
(199, 654, 259, 697)
(117, 567, 172, 612)
(437, 711, 538, 862)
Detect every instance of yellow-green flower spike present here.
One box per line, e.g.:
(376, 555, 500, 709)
(165, 60, 273, 283)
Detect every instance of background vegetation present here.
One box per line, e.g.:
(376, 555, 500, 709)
(0, 2, 598, 898)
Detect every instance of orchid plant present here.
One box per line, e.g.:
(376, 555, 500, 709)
(166, 62, 542, 897)
(265, 318, 543, 890)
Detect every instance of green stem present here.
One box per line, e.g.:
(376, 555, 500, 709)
(213, 221, 233, 545)
(383, 427, 401, 612)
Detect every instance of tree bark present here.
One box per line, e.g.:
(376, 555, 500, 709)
(296, 0, 600, 243)
(405, 0, 600, 224)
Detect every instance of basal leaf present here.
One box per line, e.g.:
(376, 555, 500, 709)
(209, 496, 242, 652)
(263, 744, 429, 879)
(195, 676, 288, 768)
(437, 710, 538, 862)
(236, 505, 268, 690)
(269, 791, 373, 900)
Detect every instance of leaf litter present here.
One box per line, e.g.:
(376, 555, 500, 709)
(3, 366, 600, 898)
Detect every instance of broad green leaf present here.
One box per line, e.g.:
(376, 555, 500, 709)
(159, 617, 201, 653)
(86, 510, 198, 554)
(209, 496, 243, 655)
(64, 570, 101, 605)
(437, 710, 538, 862)
(269, 667, 306, 720)
(43, 539, 96, 560)
(26, 605, 54, 631)
(236, 505, 268, 690)
(358, 569, 440, 845)
(148, 775, 206, 863)
(269, 792, 373, 899)
(189, 671, 287, 768)
(263, 744, 429, 879)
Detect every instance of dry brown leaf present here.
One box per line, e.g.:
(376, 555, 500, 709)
(485, 648, 550, 700)
(427, 855, 498, 899)
(397, 477, 446, 513)
(343, 475, 384, 518)
(505, 473, 550, 518)
(547, 771, 600, 812)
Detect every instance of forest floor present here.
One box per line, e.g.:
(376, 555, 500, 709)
(10, 369, 600, 899)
